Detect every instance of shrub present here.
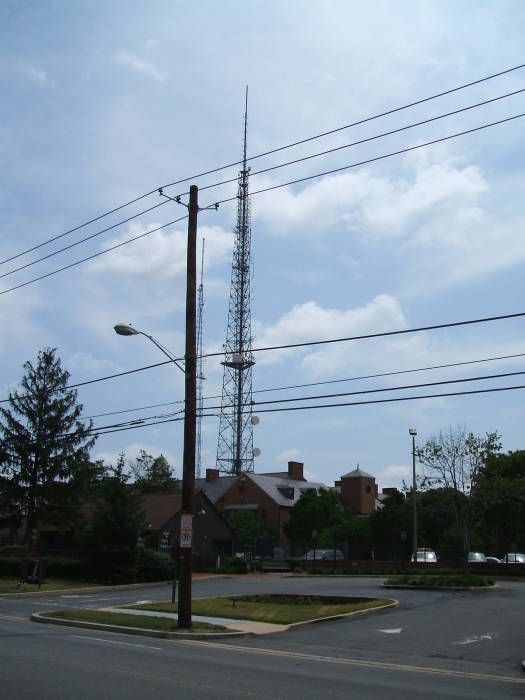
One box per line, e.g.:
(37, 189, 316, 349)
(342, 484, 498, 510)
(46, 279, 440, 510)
(137, 549, 174, 582)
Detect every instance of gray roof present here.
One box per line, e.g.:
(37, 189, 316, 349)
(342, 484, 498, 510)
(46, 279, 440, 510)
(341, 467, 374, 479)
(194, 475, 238, 503)
(248, 473, 329, 507)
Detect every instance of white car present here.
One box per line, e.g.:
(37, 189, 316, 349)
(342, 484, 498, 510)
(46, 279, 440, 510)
(301, 549, 344, 560)
(411, 548, 438, 563)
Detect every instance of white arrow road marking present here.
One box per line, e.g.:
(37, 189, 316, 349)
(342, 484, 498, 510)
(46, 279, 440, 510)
(378, 628, 402, 634)
(454, 634, 493, 645)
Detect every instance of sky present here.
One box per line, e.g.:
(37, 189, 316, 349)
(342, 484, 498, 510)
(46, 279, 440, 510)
(1, 0, 525, 493)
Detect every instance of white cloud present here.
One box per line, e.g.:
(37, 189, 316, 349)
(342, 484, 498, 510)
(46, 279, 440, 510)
(114, 49, 166, 82)
(94, 443, 179, 474)
(88, 223, 233, 281)
(275, 448, 301, 464)
(254, 294, 407, 375)
(19, 62, 53, 86)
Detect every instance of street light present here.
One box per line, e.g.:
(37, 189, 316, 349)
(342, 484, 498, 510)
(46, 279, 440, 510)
(114, 324, 186, 374)
(409, 428, 417, 562)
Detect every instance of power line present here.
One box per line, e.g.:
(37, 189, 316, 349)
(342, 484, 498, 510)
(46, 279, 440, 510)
(2, 311, 525, 406)
(252, 383, 525, 414)
(198, 310, 525, 359)
(0, 214, 188, 297)
(4, 111, 523, 299)
(203, 112, 525, 209)
(249, 369, 525, 407)
(79, 350, 525, 420)
(3, 62, 524, 267)
(0, 199, 171, 281)
(198, 90, 525, 195)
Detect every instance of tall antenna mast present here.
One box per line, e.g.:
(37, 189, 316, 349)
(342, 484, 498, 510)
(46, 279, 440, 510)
(196, 238, 205, 480)
(216, 87, 255, 474)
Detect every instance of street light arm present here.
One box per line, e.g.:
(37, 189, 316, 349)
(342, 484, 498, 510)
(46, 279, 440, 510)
(140, 332, 186, 374)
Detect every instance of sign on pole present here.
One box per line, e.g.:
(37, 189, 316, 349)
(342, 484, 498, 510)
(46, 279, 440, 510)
(180, 513, 193, 549)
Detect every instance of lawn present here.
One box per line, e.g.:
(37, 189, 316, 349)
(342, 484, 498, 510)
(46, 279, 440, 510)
(130, 594, 392, 625)
(41, 609, 224, 632)
(0, 578, 99, 594)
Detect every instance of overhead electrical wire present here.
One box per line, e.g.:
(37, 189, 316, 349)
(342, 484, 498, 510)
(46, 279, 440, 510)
(2, 311, 525, 406)
(79, 349, 525, 420)
(0, 214, 189, 296)
(4, 89, 523, 283)
(2, 61, 524, 267)
(2, 111, 524, 298)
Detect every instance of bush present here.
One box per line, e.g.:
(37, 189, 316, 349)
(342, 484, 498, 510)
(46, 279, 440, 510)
(137, 549, 174, 582)
(0, 556, 93, 580)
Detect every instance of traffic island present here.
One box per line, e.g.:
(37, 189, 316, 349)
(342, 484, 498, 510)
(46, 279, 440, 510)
(383, 574, 498, 591)
(32, 594, 398, 639)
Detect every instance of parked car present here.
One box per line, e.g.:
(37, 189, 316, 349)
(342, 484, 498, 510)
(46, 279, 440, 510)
(301, 549, 344, 560)
(502, 553, 525, 564)
(411, 548, 438, 563)
(468, 552, 487, 563)
(485, 556, 502, 564)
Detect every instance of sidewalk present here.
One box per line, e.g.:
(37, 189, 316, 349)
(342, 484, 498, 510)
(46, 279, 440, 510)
(100, 606, 288, 635)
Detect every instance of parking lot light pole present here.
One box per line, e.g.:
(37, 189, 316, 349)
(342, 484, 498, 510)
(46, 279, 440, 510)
(409, 428, 418, 561)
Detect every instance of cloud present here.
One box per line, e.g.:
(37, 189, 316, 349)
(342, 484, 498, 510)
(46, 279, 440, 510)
(254, 294, 407, 374)
(114, 49, 166, 82)
(94, 443, 179, 474)
(19, 62, 53, 86)
(88, 223, 233, 282)
(275, 448, 301, 464)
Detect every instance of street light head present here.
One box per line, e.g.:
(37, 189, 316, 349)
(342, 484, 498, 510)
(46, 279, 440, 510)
(114, 323, 140, 337)
(409, 428, 417, 436)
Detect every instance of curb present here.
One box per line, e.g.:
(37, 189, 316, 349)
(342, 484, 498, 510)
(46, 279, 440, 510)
(30, 597, 398, 640)
(382, 584, 499, 592)
(0, 574, 229, 599)
(30, 612, 248, 640)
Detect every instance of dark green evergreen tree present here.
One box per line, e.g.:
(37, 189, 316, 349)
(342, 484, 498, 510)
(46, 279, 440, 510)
(84, 454, 148, 582)
(0, 348, 96, 544)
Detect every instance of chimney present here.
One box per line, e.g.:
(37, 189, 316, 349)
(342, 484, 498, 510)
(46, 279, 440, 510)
(287, 461, 304, 481)
(206, 468, 220, 482)
(334, 480, 341, 488)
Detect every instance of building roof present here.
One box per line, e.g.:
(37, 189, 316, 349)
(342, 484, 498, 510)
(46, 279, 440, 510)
(248, 473, 328, 507)
(140, 493, 182, 530)
(341, 467, 374, 479)
(194, 475, 238, 503)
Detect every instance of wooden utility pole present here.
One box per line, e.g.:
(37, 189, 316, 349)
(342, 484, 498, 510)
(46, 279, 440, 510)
(178, 184, 198, 628)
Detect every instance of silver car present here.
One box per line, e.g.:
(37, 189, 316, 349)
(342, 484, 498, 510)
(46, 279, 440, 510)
(503, 553, 525, 564)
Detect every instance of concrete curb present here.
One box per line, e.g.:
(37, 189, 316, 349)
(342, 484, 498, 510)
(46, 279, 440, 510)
(383, 584, 499, 592)
(0, 574, 228, 599)
(30, 612, 248, 640)
(30, 597, 398, 641)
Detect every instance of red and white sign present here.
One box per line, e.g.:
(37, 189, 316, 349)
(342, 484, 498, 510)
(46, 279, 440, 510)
(179, 513, 193, 549)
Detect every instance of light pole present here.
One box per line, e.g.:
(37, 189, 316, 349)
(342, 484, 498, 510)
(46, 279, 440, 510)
(114, 184, 199, 628)
(409, 428, 417, 562)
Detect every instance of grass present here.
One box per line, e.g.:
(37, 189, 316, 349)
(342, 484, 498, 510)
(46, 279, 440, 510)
(41, 609, 225, 632)
(0, 577, 99, 594)
(385, 574, 495, 588)
(129, 594, 392, 625)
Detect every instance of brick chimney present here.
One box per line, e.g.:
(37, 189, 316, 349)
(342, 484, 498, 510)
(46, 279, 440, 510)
(206, 468, 220, 482)
(287, 461, 305, 481)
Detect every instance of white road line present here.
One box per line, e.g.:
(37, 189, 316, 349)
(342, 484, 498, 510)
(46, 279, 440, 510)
(454, 634, 493, 645)
(378, 628, 402, 634)
(71, 635, 162, 650)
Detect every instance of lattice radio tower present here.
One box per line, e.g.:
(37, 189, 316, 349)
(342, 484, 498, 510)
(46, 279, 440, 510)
(216, 89, 255, 475)
(196, 238, 205, 480)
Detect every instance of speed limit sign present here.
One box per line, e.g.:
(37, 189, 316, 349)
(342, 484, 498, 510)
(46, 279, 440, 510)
(180, 513, 193, 548)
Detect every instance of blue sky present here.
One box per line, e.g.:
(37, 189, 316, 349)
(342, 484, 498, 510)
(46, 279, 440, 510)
(1, 0, 525, 491)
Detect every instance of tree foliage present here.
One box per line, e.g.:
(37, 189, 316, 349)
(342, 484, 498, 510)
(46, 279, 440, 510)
(83, 454, 148, 582)
(130, 449, 178, 493)
(283, 487, 345, 547)
(417, 426, 501, 570)
(226, 510, 276, 546)
(0, 348, 96, 544)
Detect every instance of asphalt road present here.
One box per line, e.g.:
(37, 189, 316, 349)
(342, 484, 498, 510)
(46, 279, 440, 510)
(1, 576, 524, 699)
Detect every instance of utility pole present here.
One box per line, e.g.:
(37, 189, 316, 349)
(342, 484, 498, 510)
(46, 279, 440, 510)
(409, 427, 418, 561)
(178, 184, 198, 628)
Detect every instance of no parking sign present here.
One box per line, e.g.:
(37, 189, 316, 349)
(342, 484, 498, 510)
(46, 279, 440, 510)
(180, 513, 193, 549)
